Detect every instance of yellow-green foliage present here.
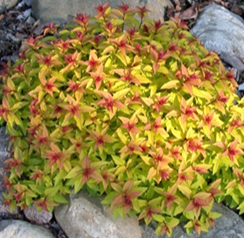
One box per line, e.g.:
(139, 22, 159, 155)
(1, 2, 244, 236)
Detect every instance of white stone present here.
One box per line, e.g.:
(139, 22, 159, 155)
(239, 83, 244, 91)
(0, 220, 54, 238)
(0, 0, 18, 13)
(0, 127, 9, 152)
(54, 191, 141, 238)
(191, 5, 244, 63)
(24, 204, 53, 224)
(32, 0, 172, 24)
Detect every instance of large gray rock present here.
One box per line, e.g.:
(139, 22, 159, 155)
(54, 190, 244, 238)
(0, 127, 8, 153)
(0, 127, 10, 205)
(54, 191, 141, 238)
(0, 220, 54, 238)
(0, 0, 18, 13)
(190, 5, 244, 71)
(32, 0, 172, 24)
(24, 204, 52, 224)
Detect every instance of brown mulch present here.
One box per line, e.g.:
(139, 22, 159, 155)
(166, 0, 244, 25)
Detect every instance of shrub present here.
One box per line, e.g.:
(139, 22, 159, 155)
(1, 2, 244, 236)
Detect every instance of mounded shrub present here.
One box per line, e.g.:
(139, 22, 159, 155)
(1, 2, 244, 236)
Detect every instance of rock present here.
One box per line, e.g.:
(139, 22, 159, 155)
(24, 204, 53, 224)
(54, 191, 244, 238)
(190, 4, 244, 71)
(0, 0, 18, 13)
(54, 191, 141, 238)
(32, 0, 172, 24)
(0, 220, 54, 238)
(23, 0, 32, 7)
(0, 127, 10, 203)
(0, 127, 9, 153)
(239, 82, 244, 91)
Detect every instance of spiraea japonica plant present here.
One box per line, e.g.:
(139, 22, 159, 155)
(1, 2, 244, 236)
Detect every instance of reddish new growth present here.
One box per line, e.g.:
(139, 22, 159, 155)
(120, 140, 142, 155)
(149, 148, 167, 164)
(163, 191, 177, 210)
(39, 77, 58, 97)
(187, 138, 205, 156)
(119, 3, 130, 14)
(177, 172, 194, 184)
(66, 80, 84, 93)
(0, 98, 10, 121)
(136, 6, 148, 20)
(85, 50, 99, 72)
(89, 64, 104, 89)
(45, 78, 57, 97)
(86, 131, 114, 150)
(169, 146, 182, 160)
(145, 117, 166, 134)
(153, 95, 169, 112)
(153, 20, 163, 33)
(43, 22, 59, 35)
(38, 53, 52, 66)
(2, 176, 12, 192)
(160, 169, 171, 181)
(81, 155, 96, 185)
(176, 64, 201, 94)
(95, 2, 109, 19)
(140, 142, 148, 153)
(51, 104, 63, 119)
(74, 13, 90, 26)
(29, 99, 39, 116)
(30, 169, 43, 185)
(81, 156, 102, 185)
(25, 35, 37, 47)
(34, 197, 56, 212)
(76, 31, 85, 41)
(168, 42, 179, 52)
(225, 69, 238, 88)
(97, 92, 124, 113)
(127, 27, 136, 40)
(46, 143, 65, 170)
(114, 69, 140, 85)
(64, 95, 81, 119)
(125, 91, 141, 105)
(109, 36, 135, 55)
(180, 98, 197, 124)
(111, 181, 141, 214)
(15, 62, 25, 74)
(185, 193, 210, 216)
(56, 39, 70, 51)
(217, 90, 229, 108)
(216, 140, 243, 163)
(4, 158, 22, 175)
(119, 116, 140, 137)
(223, 140, 242, 163)
(203, 111, 214, 127)
(34, 126, 49, 148)
(204, 71, 215, 83)
(139, 205, 161, 222)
